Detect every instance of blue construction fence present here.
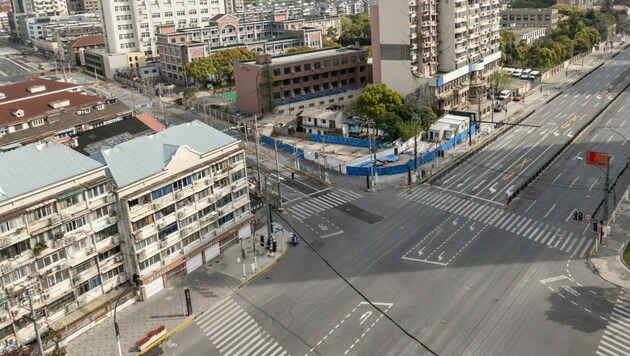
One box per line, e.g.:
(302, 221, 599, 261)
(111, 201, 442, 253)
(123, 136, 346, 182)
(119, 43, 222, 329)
(260, 135, 305, 158)
(310, 134, 382, 148)
(346, 126, 476, 176)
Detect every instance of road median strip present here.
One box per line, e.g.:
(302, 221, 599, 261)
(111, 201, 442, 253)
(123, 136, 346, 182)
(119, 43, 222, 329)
(137, 316, 194, 355)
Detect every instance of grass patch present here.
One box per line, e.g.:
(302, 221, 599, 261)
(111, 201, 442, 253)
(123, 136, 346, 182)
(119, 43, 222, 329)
(623, 241, 630, 267)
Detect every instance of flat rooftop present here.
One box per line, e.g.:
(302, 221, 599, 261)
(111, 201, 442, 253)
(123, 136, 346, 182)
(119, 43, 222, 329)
(243, 47, 365, 66)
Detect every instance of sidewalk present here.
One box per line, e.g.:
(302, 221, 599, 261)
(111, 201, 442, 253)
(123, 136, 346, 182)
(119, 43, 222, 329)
(591, 189, 630, 290)
(65, 224, 290, 356)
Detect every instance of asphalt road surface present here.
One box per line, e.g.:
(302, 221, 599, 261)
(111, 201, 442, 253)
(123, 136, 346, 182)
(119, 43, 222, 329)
(433, 46, 630, 205)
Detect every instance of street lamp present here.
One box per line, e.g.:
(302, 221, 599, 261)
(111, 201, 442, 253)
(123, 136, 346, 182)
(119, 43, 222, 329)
(113, 289, 127, 356)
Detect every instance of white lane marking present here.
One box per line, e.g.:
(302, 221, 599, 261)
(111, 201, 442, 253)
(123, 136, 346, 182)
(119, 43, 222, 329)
(544, 204, 557, 218)
(552, 173, 562, 184)
(525, 200, 537, 213)
(569, 176, 579, 188)
(589, 178, 599, 191)
(591, 133, 599, 142)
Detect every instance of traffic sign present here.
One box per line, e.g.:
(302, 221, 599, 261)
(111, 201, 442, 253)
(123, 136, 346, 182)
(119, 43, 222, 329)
(585, 214, 591, 221)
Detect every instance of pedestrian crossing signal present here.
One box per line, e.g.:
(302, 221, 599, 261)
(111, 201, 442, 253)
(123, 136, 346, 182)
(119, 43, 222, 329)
(592, 222, 598, 232)
(573, 211, 578, 220)
(578, 212, 583, 221)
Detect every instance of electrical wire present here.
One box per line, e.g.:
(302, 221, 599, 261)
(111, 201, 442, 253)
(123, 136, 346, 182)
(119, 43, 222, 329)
(272, 210, 440, 356)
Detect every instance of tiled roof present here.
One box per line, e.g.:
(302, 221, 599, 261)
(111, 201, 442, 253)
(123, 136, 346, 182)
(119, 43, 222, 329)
(0, 78, 80, 104)
(0, 91, 102, 126)
(136, 112, 165, 132)
(0, 141, 104, 203)
(0, 101, 132, 147)
(67, 35, 105, 49)
(91, 120, 238, 188)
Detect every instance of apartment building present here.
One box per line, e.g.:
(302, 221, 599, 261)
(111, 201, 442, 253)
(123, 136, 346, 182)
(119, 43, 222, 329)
(234, 47, 369, 115)
(99, 0, 226, 61)
(9, 0, 70, 43)
(0, 78, 132, 151)
(0, 141, 125, 348)
(155, 15, 323, 85)
(66, 0, 100, 13)
(83, 49, 147, 79)
(371, 0, 502, 115)
(91, 120, 253, 300)
(500, 8, 559, 30)
(555, 0, 594, 8)
(299, 108, 344, 135)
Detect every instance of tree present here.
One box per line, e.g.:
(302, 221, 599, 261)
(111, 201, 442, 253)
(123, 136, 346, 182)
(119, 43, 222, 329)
(286, 46, 315, 53)
(355, 84, 403, 129)
(499, 30, 517, 65)
(183, 86, 199, 100)
(513, 41, 529, 65)
(211, 48, 257, 83)
(487, 70, 512, 95)
(322, 38, 340, 48)
(326, 26, 339, 40)
(381, 104, 436, 140)
(1, 345, 34, 356)
(338, 13, 371, 46)
(535, 47, 558, 69)
(573, 30, 592, 53)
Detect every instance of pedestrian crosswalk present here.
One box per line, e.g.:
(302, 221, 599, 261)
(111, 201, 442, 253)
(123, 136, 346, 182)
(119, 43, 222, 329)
(287, 189, 363, 220)
(597, 294, 630, 356)
(398, 187, 593, 257)
(196, 297, 289, 356)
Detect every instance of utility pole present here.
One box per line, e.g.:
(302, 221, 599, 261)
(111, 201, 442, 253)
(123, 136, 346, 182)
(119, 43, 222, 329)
(413, 115, 418, 174)
(367, 121, 376, 190)
(253, 115, 263, 194)
(264, 175, 273, 253)
(274, 140, 282, 207)
(604, 158, 610, 224)
(25, 289, 45, 356)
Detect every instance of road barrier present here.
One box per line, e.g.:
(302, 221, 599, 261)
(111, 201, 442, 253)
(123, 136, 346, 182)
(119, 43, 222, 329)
(309, 134, 381, 148)
(506, 80, 630, 205)
(259, 135, 305, 158)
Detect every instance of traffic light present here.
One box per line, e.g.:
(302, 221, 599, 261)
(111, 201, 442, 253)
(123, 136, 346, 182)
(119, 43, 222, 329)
(573, 211, 578, 221)
(592, 222, 598, 232)
(578, 212, 583, 221)
(259, 235, 265, 247)
(291, 172, 295, 179)
(272, 241, 277, 253)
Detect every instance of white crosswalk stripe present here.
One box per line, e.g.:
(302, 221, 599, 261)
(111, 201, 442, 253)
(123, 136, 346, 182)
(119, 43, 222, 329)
(286, 189, 363, 220)
(196, 298, 288, 356)
(597, 297, 630, 356)
(399, 187, 592, 256)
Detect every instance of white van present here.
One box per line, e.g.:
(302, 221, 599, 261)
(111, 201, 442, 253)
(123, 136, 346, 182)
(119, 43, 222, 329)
(528, 71, 540, 80)
(520, 69, 532, 79)
(512, 69, 522, 77)
(503, 67, 515, 75)
(499, 90, 512, 100)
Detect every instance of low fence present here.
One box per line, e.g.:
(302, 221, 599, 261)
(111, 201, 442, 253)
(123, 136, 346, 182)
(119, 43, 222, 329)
(309, 134, 381, 148)
(346, 127, 475, 176)
(260, 135, 304, 158)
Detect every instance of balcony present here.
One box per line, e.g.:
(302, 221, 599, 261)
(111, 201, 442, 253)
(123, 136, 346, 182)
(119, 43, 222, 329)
(133, 224, 157, 241)
(155, 212, 177, 231)
(0, 226, 28, 243)
(96, 234, 121, 253)
(129, 202, 153, 220)
(88, 194, 115, 209)
(159, 231, 180, 249)
(199, 211, 219, 228)
(28, 215, 57, 232)
(0, 249, 36, 274)
(92, 216, 117, 233)
(99, 253, 124, 270)
(174, 185, 195, 201)
(72, 266, 98, 285)
(194, 177, 213, 190)
(68, 245, 97, 266)
(60, 201, 88, 219)
(180, 221, 200, 237)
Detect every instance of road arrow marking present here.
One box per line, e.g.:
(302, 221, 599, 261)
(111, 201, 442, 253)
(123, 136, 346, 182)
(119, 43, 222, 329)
(418, 247, 425, 256)
(318, 224, 328, 231)
(320, 230, 343, 238)
(437, 252, 445, 261)
(469, 223, 476, 231)
(567, 131, 573, 138)
(489, 184, 497, 193)
(554, 131, 560, 136)
(452, 218, 459, 226)
(473, 180, 485, 191)
(359, 311, 372, 325)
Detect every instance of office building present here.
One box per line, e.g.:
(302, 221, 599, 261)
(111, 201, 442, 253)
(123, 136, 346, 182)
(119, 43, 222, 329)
(234, 47, 369, 115)
(91, 120, 254, 300)
(500, 8, 559, 30)
(371, 0, 503, 115)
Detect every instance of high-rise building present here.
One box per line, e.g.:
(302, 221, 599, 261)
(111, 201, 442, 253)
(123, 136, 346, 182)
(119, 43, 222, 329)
(371, 0, 503, 115)
(99, 0, 226, 61)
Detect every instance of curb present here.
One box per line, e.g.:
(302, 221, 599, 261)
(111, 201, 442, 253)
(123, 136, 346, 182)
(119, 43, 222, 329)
(241, 244, 290, 286)
(136, 316, 194, 355)
(285, 165, 333, 187)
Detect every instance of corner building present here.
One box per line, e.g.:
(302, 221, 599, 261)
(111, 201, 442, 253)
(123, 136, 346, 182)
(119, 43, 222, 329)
(92, 120, 253, 300)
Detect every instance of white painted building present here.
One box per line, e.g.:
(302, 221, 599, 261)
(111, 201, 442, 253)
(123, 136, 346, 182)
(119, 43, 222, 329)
(99, 0, 226, 61)
(91, 120, 254, 300)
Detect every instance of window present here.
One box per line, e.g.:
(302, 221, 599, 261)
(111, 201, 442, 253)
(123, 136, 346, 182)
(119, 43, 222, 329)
(284, 67, 291, 75)
(139, 253, 161, 270)
(36, 250, 66, 270)
(94, 224, 118, 242)
(182, 232, 200, 247)
(77, 275, 101, 295)
(42, 270, 69, 289)
(89, 184, 107, 198)
(135, 235, 158, 250)
(65, 217, 86, 232)
(132, 214, 154, 231)
(172, 176, 192, 191)
(64, 194, 83, 208)
(93, 205, 110, 220)
(2, 265, 30, 285)
(151, 185, 173, 200)
(98, 245, 121, 261)
(304, 63, 311, 71)
(31, 205, 52, 221)
(158, 223, 178, 239)
(218, 212, 234, 226)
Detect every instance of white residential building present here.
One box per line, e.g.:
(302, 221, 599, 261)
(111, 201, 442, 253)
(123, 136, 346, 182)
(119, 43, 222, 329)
(371, 0, 503, 115)
(91, 120, 254, 300)
(0, 141, 125, 349)
(100, 0, 226, 61)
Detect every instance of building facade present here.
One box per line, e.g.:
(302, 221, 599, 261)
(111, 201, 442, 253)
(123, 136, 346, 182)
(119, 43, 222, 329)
(91, 120, 253, 300)
(99, 0, 226, 61)
(0, 141, 125, 348)
(555, 0, 594, 8)
(500, 8, 559, 30)
(371, 0, 502, 115)
(234, 47, 369, 114)
(84, 49, 147, 79)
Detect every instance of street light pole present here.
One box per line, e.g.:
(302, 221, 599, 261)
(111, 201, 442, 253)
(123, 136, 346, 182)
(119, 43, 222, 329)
(274, 140, 282, 207)
(113, 289, 127, 356)
(253, 115, 262, 194)
(413, 115, 418, 174)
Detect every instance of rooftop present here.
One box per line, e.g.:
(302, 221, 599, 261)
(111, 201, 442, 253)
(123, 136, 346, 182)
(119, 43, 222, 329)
(0, 141, 104, 203)
(73, 115, 156, 156)
(0, 78, 80, 104)
(241, 46, 365, 66)
(299, 108, 340, 120)
(67, 35, 105, 49)
(91, 120, 238, 188)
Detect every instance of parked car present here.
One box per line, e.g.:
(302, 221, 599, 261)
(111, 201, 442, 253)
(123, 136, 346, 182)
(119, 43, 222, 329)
(513, 94, 524, 101)
(498, 90, 512, 100)
(528, 71, 540, 80)
(121, 84, 128, 88)
(520, 69, 532, 79)
(512, 69, 523, 77)
(494, 103, 506, 112)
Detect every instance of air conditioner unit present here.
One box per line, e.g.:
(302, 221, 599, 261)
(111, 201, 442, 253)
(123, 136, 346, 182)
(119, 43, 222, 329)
(0, 316, 8, 323)
(152, 202, 161, 209)
(107, 195, 115, 203)
(118, 273, 128, 283)
(107, 217, 117, 225)
(43, 293, 50, 300)
(157, 221, 166, 229)
(76, 110, 83, 115)
(175, 191, 184, 199)
(49, 215, 61, 224)
(205, 179, 212, 186)
(113, 235, 120, 244)
(61, 212, 71, 219)
(86, 246, 95, 255)
(115, 255, 124, 263)
(66, 304, 78, 313)
(177, 211, 186, 219)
